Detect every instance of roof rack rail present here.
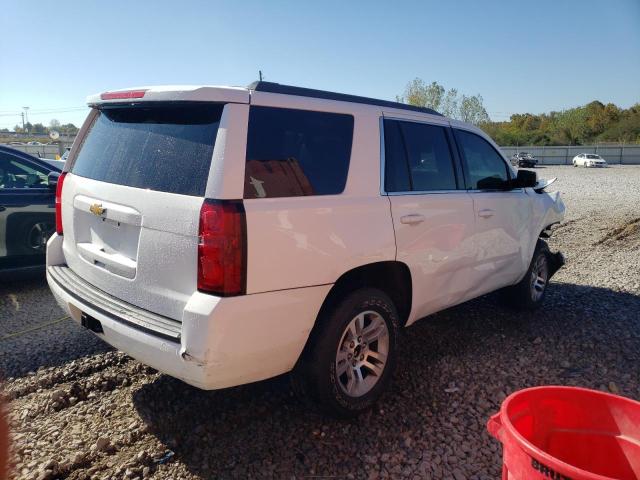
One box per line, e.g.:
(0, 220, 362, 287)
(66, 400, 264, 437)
(247, 81, 442, 116)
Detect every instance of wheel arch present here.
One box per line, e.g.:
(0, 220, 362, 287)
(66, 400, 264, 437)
(296, 261, 412, 365)
(322, 261, 412, 327)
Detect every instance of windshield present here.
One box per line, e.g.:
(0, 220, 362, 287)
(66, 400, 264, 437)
(586, 154, 601, 159)
(71, 103, 223, 196)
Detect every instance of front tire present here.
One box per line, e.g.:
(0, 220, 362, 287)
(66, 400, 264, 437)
(292, 288, 399, 417)
(501, 240, 551, 311)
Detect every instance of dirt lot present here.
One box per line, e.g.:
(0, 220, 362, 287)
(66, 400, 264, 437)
(2, 165, 640, 480)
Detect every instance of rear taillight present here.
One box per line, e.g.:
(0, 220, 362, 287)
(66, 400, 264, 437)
(197, 199, 246, 296)
(55, 172, 67, 235)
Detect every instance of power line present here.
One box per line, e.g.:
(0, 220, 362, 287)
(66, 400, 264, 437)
(0, 106, 87, 117)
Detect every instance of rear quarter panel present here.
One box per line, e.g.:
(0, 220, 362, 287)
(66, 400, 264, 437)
(244, 194, 396, 293)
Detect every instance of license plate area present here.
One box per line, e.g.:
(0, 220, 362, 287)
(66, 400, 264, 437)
(72, 195, 142, 278)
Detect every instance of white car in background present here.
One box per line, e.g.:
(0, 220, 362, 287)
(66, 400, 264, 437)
(573, 153, 607, 168)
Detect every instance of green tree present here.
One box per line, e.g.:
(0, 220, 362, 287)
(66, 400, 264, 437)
(441, 88, 459, 118)
(479, 101, 639, 146)
(398, 79, 490, 125)
(459, 94, 490, 125)
(397, 79, 445, 111)
(31, 123, 47, 134)
(60, 123, 79, 134)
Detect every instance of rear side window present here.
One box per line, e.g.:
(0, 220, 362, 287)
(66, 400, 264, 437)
(244, 107, 354, 198)
(383, 120, 410, 192)
(71, 103, 223, 196)
(455, 129, 510, 190)
(383, 119, 457, 192)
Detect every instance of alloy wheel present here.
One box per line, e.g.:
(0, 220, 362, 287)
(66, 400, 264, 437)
(530, 254, 549, 302)
(335, 310, 389, 397)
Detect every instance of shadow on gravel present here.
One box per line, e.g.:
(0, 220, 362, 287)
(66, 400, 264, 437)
(0, 276, 111, 379)
(132, 282, 640, 478)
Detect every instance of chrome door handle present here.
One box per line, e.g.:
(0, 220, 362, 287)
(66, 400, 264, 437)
(400, 214, 425, 225)
(478, 209, 495, 218)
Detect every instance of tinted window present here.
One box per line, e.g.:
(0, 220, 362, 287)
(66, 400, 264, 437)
(0, 153, 49, 189)
(383, 120, 457, 192)
(399, 122, 457, 191)
(383, 120, 410, 192)
(455, 130, 510, 190)
(244, 107, 353, 198)
(71, 104, 223, 196)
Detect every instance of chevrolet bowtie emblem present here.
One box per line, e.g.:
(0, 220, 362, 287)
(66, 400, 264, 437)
(89, 203, 106, 216)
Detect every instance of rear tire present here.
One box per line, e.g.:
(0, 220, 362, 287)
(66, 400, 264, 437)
(501, 240, 551, 311)
(291, 288, 398, 417)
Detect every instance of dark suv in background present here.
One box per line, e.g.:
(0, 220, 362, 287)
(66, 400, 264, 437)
(0, 145, 61, 275)
(510, 152, 538, 168)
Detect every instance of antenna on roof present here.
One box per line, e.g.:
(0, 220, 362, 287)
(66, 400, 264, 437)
(258, 70, 264, 81)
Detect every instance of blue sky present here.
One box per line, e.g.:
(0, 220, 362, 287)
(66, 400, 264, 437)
(1, 0, 638, 129)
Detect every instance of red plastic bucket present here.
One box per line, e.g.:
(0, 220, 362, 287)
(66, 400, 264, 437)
(487, 386, 640, 480)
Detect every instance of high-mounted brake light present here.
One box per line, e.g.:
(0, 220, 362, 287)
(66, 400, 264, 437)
(55, 172, 67, 235)
(197, 199, 246, 296)
(100, 90, 147, 100)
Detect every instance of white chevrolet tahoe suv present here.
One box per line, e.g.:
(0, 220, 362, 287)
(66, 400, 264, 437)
(46, 82, 565, 416)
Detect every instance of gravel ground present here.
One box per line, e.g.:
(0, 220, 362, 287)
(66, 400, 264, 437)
(1, 165, 640, 480)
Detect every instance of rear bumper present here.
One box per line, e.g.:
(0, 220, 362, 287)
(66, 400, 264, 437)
(47, 260, 330, 390)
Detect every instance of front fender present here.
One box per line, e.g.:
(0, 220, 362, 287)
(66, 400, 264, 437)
(518, 189, 566, 277)
(530, 189, 565, 236)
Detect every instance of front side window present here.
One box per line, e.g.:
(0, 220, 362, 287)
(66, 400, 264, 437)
(0, 153, 49, 190)
(244, 107, 354, 198)
(383, 119, 457, 192)
(455, 129, 510, 190)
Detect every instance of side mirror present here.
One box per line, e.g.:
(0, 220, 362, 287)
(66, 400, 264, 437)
(514, 169, 537, 188)
(48, 171, 60, 190)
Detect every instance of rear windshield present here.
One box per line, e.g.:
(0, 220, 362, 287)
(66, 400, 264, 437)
(71, 103, 223, 196)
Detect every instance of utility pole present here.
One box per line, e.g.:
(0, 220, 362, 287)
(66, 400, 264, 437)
(23, 107, 30, 133)
(259, 70, 263, 81)
(21, 112, 25, 131)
